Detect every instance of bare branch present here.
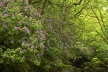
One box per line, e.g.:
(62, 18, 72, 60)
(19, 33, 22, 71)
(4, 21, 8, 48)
(67, 0, 83, 10)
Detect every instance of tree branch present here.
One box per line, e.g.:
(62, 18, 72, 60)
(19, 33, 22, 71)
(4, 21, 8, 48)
(67, 0, 82, 10)
(41, 0, 47, 15)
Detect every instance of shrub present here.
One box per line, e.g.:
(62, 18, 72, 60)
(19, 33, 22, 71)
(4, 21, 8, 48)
(0, 0, 46, 72)
(0, 0, 69, 72)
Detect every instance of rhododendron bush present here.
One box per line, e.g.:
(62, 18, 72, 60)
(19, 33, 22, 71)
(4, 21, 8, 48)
(0, 0, 66, 72)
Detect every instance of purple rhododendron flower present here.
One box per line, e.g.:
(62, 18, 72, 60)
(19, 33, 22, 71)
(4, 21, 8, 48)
(36, 24, 38, 26)
(25, 22, 28, 23)
(23, 26, 28, 29)
(20, 15, 23, 17)
(48, 19, 53, 21)
(20, 20, 23, 21)
(26, 43, 29, 45)
(22, 56, 25, 58)
(62, 22, 65, 23)
(15, 3, 17, 5)
(42, 44, 45, 47)
(32, 45, 34, 47)
(3, 25, 8, 27)
(18, 40, 20, 42)
(23, 49, 26, 51)
(30, 17, 32, 19)
(23, 40, 26, 42)
(24, 7, 28, 9)
(8, 3, 10, 5)
(5, 7, 9, 9)
(4, 0, 8, 1)
(14, 27, 20, 29)
(37, 53, 41, 56)
(11, 40, 14, 42)
(36, 31, 39, 32)
(40, 42, 43, 44)
(38, 59, 41, 61)
(25, 30, 30, 33)
(4, 14, 7, 16)
(40, 31, 43, 32)
(25, 16, 28, 18)
(12, 15, 14, 17)
(42, 34, 45, 37)
(0, 4, 2, 6)
(35, 12, 40, 16)
(40, 33, 42, 34)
